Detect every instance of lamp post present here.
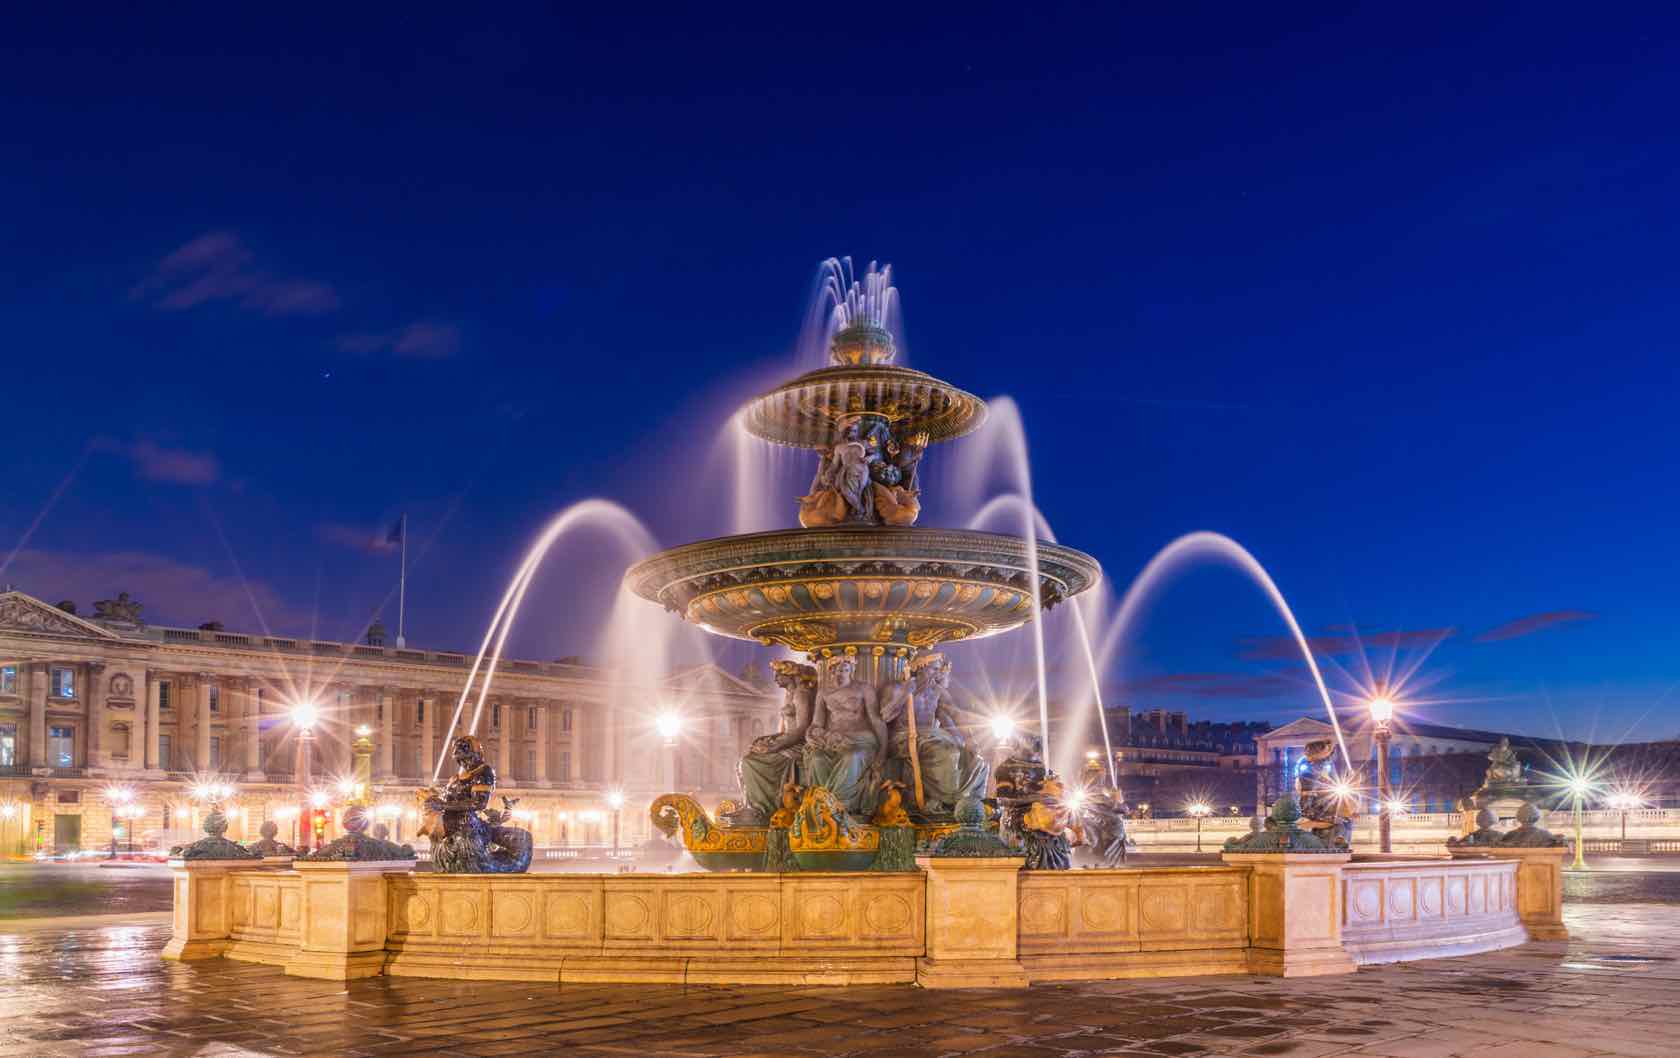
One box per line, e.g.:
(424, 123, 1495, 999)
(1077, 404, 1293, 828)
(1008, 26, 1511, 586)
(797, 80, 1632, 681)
(607, 790, 624, 857)
(1607, 791, 1640, 848)
(105, 787, 133, 860)
(291, 702, 319, 851)
(1568, 777, 1592, 870)
(1188, 802, 1211, 853)
(1368, 695, 1395, 853)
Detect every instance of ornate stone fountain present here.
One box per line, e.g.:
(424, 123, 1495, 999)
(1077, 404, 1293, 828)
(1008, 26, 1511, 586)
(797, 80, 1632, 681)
(629, 261, 1101, 870)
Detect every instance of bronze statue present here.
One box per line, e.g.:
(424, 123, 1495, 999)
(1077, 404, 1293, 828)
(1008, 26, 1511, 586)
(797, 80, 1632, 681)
(728, 659, 816, 825)
(247, 819, 295, 858)
(416, 735, 533, 873)
(1077, 786, 1131, 867)
(797, 414, 929, 528)
(801, 655, 888, 817)
(882, 653, 988, 818)
(1295, 738, 1353, 849)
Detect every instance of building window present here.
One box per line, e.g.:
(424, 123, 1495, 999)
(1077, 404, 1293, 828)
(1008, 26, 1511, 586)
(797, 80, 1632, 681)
(526, 749, 536, 776)
(377, 698, 384, 722)
(56, 789, 80, 804)
(528, 707, 537, 731)
(48, 725, 73, 767)
(414, 745, 423, 775)
(159, 681, 172, 710)
(159, 734, 173, 771)
(492, 703, 501, 728)
(208, 685, 220, 712)
(416, 699, 425, 725)
(0, 723, 15, 766)
(561, 707, 573, 733)
(558, 751, 571, 782)
(209, 736, 221, 769)
(0, 665, 15, 694)
(50, 668, 75, 699)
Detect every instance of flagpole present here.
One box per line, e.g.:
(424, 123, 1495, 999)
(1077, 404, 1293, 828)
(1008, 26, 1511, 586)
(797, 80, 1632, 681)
(396, 513, 407, 648)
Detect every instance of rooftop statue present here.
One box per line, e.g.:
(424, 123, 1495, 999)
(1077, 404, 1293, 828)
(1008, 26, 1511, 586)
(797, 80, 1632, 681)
(727, 659, 817, 826)
(1484, 737, 1526, 787)
(93, 591, 145, 627)
(802, 655, 888, 818)
(416, 735, 533, 873)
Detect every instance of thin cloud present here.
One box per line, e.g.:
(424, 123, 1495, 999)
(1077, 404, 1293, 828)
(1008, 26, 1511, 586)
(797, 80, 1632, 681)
(3, 548, 305, 632)
(336, 321, 461, 359)
(316, 522, 399, 554)
(1474, 610, 1598, 643)
(92, 436, 221, 486)
(1238, 626, 1456, 661)
(132, 230, 339, 317)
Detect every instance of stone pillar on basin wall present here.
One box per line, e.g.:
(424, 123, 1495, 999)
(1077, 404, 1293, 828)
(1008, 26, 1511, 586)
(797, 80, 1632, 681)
(1223, 852, 1356, 977)
(915, 855, 1030, 988)
(161, 861, 241, 961)
(1449, 846, 1568, 941)
(284, 860, 402, 979)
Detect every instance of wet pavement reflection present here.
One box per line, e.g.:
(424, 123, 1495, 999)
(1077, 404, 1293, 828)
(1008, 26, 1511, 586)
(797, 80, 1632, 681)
(1, 885, 1677, 1056)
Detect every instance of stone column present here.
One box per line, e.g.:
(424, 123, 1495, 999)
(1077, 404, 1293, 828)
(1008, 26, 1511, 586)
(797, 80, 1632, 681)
(195, 674, 213, 771)
(602, 703, 618, 787)
(497, 706, 512, 783)
(419, 695, 436, 783)
(377, 689, 395, 780)
(131, 670, 149, 773)
(242, 683, 265, 780)
(1223, 852, 1356, 977)
(533, 701, 550, 784)
(27, 662, 47, 768)
(915, 855, 1029, 988)
(144, 673, 161, 771)
(85, 662, 106, 768)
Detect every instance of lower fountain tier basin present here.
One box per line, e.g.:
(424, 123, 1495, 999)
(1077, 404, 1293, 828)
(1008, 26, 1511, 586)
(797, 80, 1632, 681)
(625, 527, 1101, 654)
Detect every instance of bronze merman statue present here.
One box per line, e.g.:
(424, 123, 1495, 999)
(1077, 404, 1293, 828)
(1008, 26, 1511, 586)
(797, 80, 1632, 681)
(801, 655, 888, 817)
(1295, 738, 1354, 849)
(727, 659, 817, 825)
(417, 735, 533, 873)
(1076, 786, 1131, 867)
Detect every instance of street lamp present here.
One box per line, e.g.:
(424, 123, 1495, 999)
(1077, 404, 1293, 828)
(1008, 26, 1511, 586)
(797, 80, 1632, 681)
(1608, 790, 1643, 846)
(1368, 694, 1396, 853)
(655, 710, 683, 746)
(104, 786, 134, 860)
(1566, 775, 1594, 870)
(291, 702, 320, 851)
(989, 714, 1015, 742)
(1187, 801, 1211, 853)
(607, 790, 625, 857)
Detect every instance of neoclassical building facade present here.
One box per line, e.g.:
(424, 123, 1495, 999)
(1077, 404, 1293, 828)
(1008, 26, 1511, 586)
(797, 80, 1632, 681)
(0, 591, 778, 855)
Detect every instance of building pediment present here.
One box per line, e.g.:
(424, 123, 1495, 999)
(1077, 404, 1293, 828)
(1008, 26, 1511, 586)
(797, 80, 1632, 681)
(0, 591, 125, 641)
(662, 663, 771, 700)
(1259, 716, 1335, 743)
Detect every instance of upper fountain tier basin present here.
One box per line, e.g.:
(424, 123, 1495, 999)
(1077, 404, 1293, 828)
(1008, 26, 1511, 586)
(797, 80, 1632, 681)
(739, 361, 987, 449)
(625, 527, 1101, 656)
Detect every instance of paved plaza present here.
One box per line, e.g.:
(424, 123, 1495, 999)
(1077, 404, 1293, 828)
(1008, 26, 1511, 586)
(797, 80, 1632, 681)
(0, 882, 1676, 1058)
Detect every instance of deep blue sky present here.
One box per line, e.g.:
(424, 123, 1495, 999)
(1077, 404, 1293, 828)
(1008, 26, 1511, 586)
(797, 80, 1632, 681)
(3, 7, 1676, 741)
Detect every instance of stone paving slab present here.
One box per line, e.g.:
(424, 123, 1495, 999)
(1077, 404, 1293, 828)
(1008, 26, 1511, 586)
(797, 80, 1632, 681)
(2, 903, 1678, 1057)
